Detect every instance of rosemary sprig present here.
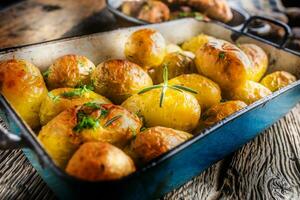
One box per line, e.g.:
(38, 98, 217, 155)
(137, 64, 198, 107)
(104, 115, 122, 127)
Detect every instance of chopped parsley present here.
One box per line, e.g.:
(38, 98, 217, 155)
(48, 92, 60, 102)
(219, 52, 226, 59)
(43, 69, 50, 78)
(84, 102, 101, 109)
(100, 109, 109, 118)
(61, 85, 92, 98)
(73, 111, 99, 132)
(140, 127, 147, 132)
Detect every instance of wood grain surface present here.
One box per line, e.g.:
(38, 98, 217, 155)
(0, 0, 299, 199)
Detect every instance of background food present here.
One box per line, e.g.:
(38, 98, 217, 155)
(0, 59, 48, 129)
(66, 142, 136, 181)
(91, 59, 153, 104)
(45, 55, 95, 90)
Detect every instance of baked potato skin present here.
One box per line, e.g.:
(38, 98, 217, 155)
(90, 59, 153, 104)
(195, 39, 252, 90)
(226, 80, 272, 105)
(260, 71, 297, 92)
(200, 100, 247, 128)
(168, 74, 221, 111)
(66, 142, 136, 181)
(240, 44, 268, 82)
(124, 29, 166, 68)
(39, 88, 111, 126)
(0, 59, 48, 129)
(46, 55, 95, 89)
(181, 34, 214, 53)
(38, 108, 82, 169)
(130, 126, 192, 163)
(149, 52, 196, 84)
(121, 88, 201, 132)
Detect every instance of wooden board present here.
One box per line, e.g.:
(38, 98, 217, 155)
(0, 0, 299, 199)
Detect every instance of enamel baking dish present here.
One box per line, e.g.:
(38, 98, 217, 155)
(0, 18, 299, 199)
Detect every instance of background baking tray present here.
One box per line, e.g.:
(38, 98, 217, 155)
(0, 18, 299, 199)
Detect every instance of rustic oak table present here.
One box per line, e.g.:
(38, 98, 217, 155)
(0, 0, 299, 199)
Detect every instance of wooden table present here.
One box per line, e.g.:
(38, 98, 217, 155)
(0, 0, 300, 199)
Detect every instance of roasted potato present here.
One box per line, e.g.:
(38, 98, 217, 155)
(148, 52, 196, 84)
(195, 39, 252, 90)
(226, 80, 272, 105)
(39, 87, 111, 125)
(0, 59, 48, 129)
(124, 29, 166, 68)
(45, 55, 95, 89)
(38, 103, 142, 168)
(168, 74, 221, 110)
(137, 1, 170, 23)
(260, 71, 297, 92)
(128, 126, 192, 163)
(90, 59, 153, 104)
(199, 100, 247, 128)
(122, 88, 200, 131)
(66, 142, 136, 181)
(240, 44, 268, 82)
(181, 34, 215, 53)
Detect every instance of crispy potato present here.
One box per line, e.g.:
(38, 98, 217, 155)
(39, 88, 111, 126)
(0, 59, 48, 129)
(226, 80, 272, 105)
(129, 126, 192, 163)
(195, 39, 252, 90)
(45, 55, 95, 89)
(240, 44, 268, 82)
(199, 100, 247, 128)
(124, 29, 166, 68)
(137, 1, 170, 23)
(260, 71, 297, 92)
(148, 52, 196, 84)
(66, 142, 135, 181)
(38, 103, 141, 168)
(181, 34, 215, 53)
(122, 88, 200, 131)
(168, 74, 221, 110)
(90, 59, 153, 104)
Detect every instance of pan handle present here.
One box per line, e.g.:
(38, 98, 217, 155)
(239, 15, 292, 48)
(0, 124, 25, 150)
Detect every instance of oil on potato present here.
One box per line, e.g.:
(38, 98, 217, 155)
(91, 59, 153, 104)
(260, 71, 297, 92)
(124, 29, 166, 68)
(195, 39, 252, 90)
(148, 52, 196, 84)
(226, 80, 272, 105)
(122, 88, 200, 132)
(129, 126, 192, 163)
(199, 100, 247, 129)
(0, 59, 48, 129)
(168, 74, 221, 110)
(181, 34, 215, 53)
(45, 55, 95, 89)
(39, 88, 111, 126)
(38, 103, 142, 169)
(66, 142, 136, 181)
(240, 43, 268, 82)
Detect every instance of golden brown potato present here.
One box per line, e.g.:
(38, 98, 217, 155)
(239, 44, 268, 82)
(66, 142, 136, 181)
(39, 87, 111, 126)
(199, 100, 247, 128)
(137, 1, 170, 23)
(168, 74, 221, 110)
(124, 29, 166, 68)
(181, 34, 214, 53)
(45, 55, 95, 89)
(38, 103, 141, 168)
(195, 39, 252, 90)
(226, 80, 272, 105)
(90, 59, 153, 104)
(187, 0, 233, 22)
(129, 126, 192, 163)
(122, 88, 200, 131)
(260, 71, 297, 92)
(0, 59, 48, 129)
(148, 52, 196, 84)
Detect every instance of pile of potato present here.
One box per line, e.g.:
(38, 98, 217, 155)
(0, 28, 297, 181)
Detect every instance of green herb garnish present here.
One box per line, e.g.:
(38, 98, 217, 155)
(100, 109, 109, 118)
(61, 85, 92, 98)
(140, 127, 147, 132)
(48, 92, 60, 102)
(73, 111, 99, 132)
(104, 115, 122, 127)
(137, 64, 197, 107)
(84, 102, 101, 109)
(219, 52, 226, 59)
(43, 69, 50, 79)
